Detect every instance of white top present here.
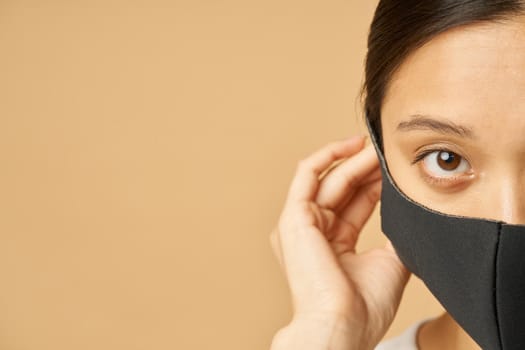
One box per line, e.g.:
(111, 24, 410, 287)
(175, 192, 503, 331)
(375, 319, 430, 350)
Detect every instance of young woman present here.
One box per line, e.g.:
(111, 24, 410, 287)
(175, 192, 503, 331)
(270, 1, 525, 349)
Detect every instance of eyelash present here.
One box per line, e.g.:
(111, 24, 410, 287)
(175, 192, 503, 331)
(411, 148, 446, 165)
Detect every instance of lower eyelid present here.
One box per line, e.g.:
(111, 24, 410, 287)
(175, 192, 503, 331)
(418, 166, 474, 188)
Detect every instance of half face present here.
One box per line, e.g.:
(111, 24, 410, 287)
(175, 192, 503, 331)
(380, 16, 525, 225)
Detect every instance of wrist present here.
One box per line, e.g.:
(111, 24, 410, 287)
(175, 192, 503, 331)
(270, 312, 373, 350)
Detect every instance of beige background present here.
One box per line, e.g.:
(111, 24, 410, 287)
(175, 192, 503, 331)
(0, 1, 443, 349)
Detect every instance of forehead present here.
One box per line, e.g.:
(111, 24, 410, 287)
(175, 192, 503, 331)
(381, 17, 525, 135)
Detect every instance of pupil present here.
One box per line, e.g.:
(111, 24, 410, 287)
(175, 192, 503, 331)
(437, 151, 460, 171)
(440, 152, 454, 163)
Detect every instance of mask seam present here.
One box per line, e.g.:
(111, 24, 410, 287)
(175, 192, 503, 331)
(494, 222, 503, 350)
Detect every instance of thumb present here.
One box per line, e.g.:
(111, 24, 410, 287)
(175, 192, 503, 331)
(384, 239, 396, 253)
(384, 238, 411, 284)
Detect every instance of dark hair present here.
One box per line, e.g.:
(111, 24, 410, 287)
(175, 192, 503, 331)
(361, 0, 525, 148)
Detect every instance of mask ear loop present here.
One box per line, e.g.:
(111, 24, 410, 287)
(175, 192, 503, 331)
(365, 115, 413, 209)
(365, 116, 421, 276)
(364, 115, 389, 180)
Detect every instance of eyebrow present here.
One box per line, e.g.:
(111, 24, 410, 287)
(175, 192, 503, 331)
(396, 114, 475, 138)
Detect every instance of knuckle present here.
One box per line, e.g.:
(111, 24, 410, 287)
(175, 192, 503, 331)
(277, 219, 289, 236)
(365, 185, 381, 205)
(328, 140, 341, 150)
(343, 172, 359, 189)
(296, 158, 308, 171)
(269, 227, 278, 241)
(277, 216, 297, 238)
(327, 143, 340, 158)
(269, 233, 277, 250)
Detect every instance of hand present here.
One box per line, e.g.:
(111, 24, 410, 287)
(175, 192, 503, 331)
(270, 135, 410, 350)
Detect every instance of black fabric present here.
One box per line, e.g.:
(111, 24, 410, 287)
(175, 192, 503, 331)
(378, 153, 501, 349)
(364, 117, 525, 349)
(498, 224, 525, 350)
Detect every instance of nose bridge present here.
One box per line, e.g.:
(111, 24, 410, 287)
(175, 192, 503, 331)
(495, 173, 525, 225)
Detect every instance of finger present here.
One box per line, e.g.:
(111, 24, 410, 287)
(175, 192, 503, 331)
(315, 143, 380, 211)
(382, 239, 411, 280)
(327, 160, 382, 192)
(278, 216, 348, 313)
(332, 166, 382, 214)
(364, 167, 382, 184)
(286, 135, 366, 204)
(383, 239, 410, 274)
(385, 239, 396, 253)
(334, 178, 382, 252)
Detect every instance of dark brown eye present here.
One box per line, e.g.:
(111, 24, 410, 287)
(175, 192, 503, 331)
(437, 151, 461, 171)
(421, 149, 470, 178)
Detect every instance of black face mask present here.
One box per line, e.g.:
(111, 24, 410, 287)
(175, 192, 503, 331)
(365, 117, 525, 350)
